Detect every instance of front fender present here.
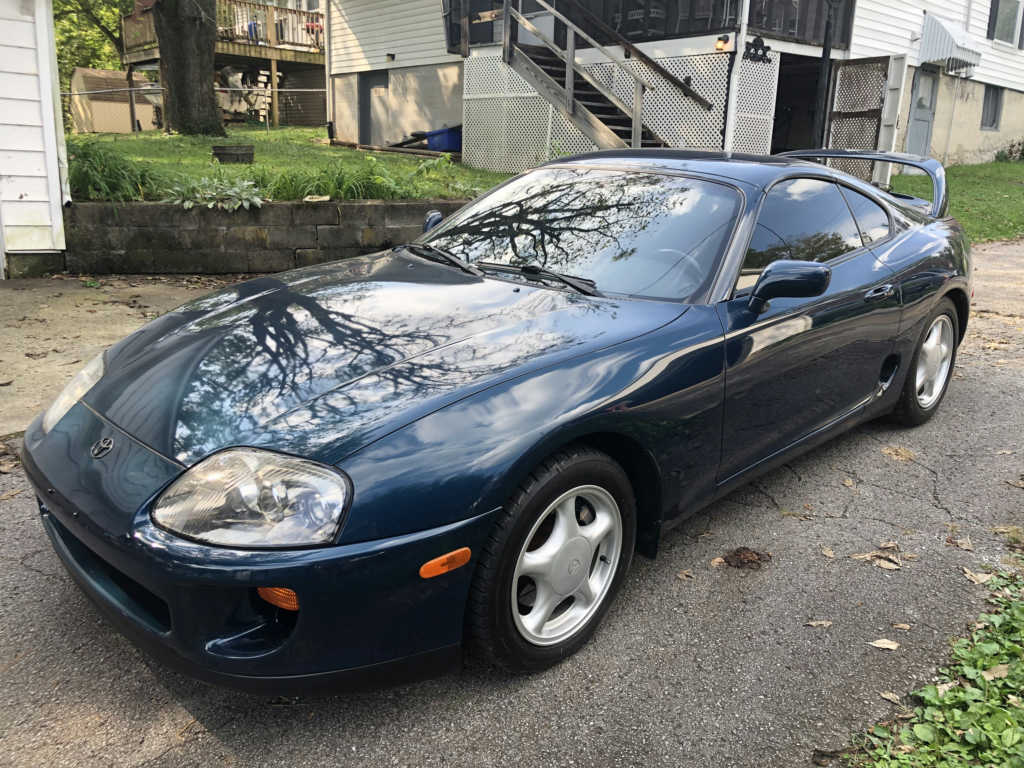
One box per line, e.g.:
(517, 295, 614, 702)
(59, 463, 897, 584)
(335, 306, 725, 546)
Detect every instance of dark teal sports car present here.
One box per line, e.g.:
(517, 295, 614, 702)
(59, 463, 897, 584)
(23, 149, 969, 691)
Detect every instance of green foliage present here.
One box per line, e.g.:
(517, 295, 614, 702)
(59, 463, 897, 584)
(847, 570, 1024, 768)
(994, 139, 1024, 163)
(164, 176, 263, 211)
(66, 138, 162, 201)
(65, 128, 508, 205)
(890, 161, 1024, 242)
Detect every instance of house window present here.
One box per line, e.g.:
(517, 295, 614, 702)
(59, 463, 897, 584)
(987, 0, 1022, 44)
(981, 84, 1003, 130)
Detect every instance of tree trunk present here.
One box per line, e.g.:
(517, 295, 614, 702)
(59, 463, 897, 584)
(153, 0, 225, 136)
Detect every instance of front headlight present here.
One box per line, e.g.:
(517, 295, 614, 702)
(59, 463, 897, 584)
(42, 353, 105, 433)
(151, 448, 351, 548)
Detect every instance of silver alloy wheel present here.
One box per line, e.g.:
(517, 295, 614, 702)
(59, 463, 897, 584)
(915, 314, 955, 409)
(511, 485, 623, 646)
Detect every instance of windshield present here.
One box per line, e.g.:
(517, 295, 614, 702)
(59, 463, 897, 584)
(420, 166, 740, 301)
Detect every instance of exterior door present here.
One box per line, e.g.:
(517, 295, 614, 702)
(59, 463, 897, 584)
(716, 177, 900, 482)
(905, 68, 938, 156)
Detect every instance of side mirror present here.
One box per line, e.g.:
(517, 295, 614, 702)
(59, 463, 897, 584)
(423, 210, 444, 233)
(748, 260, 831, 314)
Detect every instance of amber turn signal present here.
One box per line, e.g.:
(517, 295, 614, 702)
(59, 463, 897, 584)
(257, 586, 300, 611)
(419, 547, 472, 579)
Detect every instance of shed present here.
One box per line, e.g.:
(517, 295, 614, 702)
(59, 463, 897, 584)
(70, 67, 159, 133)
(0, 0, 68, 278)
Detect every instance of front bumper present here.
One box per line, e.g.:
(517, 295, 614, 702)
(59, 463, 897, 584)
(22, 409, 497, 693)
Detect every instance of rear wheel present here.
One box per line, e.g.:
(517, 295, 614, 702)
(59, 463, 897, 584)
(892, 298, 958, 426)
(466, 447, 636, 671)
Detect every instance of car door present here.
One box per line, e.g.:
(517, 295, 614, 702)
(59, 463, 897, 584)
(715, 176, 901, 483)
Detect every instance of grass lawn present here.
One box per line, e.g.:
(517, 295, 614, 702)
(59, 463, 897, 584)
(890, 161, 1024, 243)
(68, 126, 509, 202)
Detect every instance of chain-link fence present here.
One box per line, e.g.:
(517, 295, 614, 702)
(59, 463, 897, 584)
(62, 84, 326, 134)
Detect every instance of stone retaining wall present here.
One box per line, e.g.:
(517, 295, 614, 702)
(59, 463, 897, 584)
(6, 199, 468, 278)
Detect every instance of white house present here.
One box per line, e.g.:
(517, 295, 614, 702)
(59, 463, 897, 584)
(323, 0, 1024, 174)
(0, 0, 69, 278)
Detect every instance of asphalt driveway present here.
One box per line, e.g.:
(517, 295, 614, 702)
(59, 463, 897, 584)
(0, 243, 1021, 768)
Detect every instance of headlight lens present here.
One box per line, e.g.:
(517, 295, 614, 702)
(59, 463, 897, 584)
(152, 448, 350, 548)
(42, 353, 105, 433)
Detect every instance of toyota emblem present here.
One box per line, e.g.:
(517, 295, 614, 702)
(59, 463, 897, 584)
(90, 437, 114, 459)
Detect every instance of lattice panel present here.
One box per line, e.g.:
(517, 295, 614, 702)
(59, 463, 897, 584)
(586, 54, 728, 149)
(462, 51, 729, 172)
(832, 58, 888, 114)
(463, 95, 552, 173)
(827, 58, 888, 179)
(731, 51, 780, 155)
(463, 53, 536, 98)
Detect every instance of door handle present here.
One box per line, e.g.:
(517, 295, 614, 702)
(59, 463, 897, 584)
(864, 284, 895, 302)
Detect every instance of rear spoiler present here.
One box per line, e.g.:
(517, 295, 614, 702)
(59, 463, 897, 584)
(776, 150, 948, 219)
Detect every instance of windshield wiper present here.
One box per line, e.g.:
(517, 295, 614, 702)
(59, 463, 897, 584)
(478, 261, 601, 297)
(396, 243, 483, 277)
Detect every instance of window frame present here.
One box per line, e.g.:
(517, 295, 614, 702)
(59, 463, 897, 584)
(723, 173, 893, 300)
(987, 0, 1024, 45)
(981, 84, 1004, 131)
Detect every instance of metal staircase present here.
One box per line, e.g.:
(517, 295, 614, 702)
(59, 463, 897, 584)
(500, 0, 713, 150)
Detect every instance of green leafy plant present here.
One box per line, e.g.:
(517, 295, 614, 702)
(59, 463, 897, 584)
(846, 569, 1024, 767)
(164, 176, 263, 211)
(67, 138, 163, 202)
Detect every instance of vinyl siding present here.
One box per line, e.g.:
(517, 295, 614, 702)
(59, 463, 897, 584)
(850, 0, 1024, 92)
(328, 0, 460, 74)
(0, 0, 64, 256)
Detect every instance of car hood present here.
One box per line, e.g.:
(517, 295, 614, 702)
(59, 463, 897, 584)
(83, 252, 685, 466)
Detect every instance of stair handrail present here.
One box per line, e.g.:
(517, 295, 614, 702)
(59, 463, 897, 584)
(504, 0, 653, 147)
(553, 0, 713, 111)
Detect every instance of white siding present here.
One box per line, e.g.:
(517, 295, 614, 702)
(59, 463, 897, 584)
(0, 0, 65, 260)
(328, 0, 460, 74)
(850, 0, 1024, 92)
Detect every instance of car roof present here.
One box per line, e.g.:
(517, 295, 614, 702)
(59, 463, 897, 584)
(545, 149, 833, 189)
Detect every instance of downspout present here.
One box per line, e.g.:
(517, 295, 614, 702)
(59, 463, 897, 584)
(942, 72, 960, 165)
(722, 0, 750, 152)
(324, 0, 334, 138)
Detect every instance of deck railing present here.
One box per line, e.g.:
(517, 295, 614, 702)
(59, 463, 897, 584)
(123, 0, 324, 53)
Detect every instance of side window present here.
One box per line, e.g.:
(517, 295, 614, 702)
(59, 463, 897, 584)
(735, 178, 863, 293)
(839, 186, 891, 243)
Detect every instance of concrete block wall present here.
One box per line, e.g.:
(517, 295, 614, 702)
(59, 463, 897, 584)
(6, 199, 468, 278)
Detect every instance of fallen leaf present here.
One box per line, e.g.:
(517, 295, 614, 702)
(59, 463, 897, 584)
(937, 681, 958, 696)
(710, 557, 725, 567)
(0, 460, 19, 474)
(868, 638, 900, 650)
(997, 450, 1014, 455)
(842, 477, 855, 488)
(723, 547, 771, 569)
(882, 445, 915, 462)
(878, 540, 899, 551)
(1005, 475, 1024, 490)
(302, 194, 331, 202)
(982, 664, 1009, 681)
(821, 546, 835, 558)
(892, 623, 912, 631)
(879, 691, 901, 704)
(963, 567, 994, 585)
(850, 552, 875, 560)
(0, 380, 12, 387)
(946, 536, 973, 551)
(0, 488, 24, 500)
(874, 557, 901, 571)
(850, 550, 902, 569)
(1008, 695, 1022, 707)
(903, 553, 919, 560)
(805, 619, 833, 628)
(676, 569, 694, 580)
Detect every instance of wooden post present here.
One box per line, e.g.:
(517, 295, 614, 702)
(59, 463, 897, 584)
(270, 58, 279, 127)
(565, 28, 575, 114)
(268, 12, 279, 128)
(127, 64, 138, 132)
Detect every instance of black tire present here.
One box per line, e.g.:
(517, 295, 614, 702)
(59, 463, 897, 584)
(466, 446, 637, 672)
(892, 297, 959, 427)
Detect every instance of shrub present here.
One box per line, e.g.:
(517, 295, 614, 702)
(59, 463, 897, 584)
(66, 139, 164, 202)
(163, 176, 263, 211)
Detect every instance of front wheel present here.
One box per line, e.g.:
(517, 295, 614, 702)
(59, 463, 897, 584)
(466, 447, 636, 671)
(892, 298, 958, 426)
